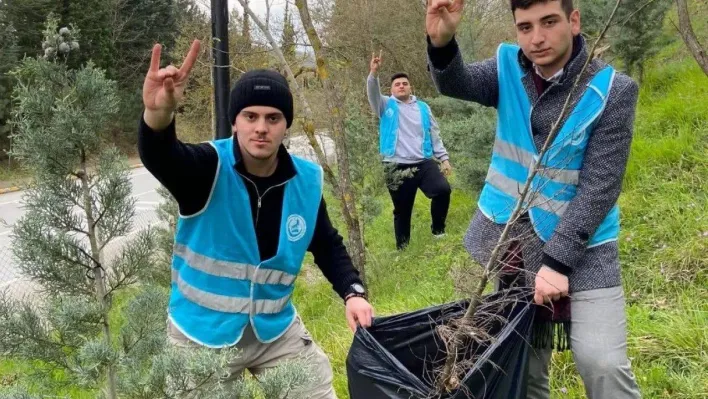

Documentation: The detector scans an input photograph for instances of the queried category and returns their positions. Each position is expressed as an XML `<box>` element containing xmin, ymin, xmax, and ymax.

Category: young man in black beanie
<box><xmin>138</xmin><ymin>40</ymin><xmax>372</xmax><ymax>397</ymax></box>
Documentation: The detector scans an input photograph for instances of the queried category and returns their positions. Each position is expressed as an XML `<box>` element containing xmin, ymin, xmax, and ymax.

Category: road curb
<box><xmin>0</xmin><ymin>186</ymin><xmax>21</xmax><ymax>194</ymax></box>
<box><xmin>0</xmin><ymin>163</ymin><xmax>144</xmax><ymax>196</ymax></box>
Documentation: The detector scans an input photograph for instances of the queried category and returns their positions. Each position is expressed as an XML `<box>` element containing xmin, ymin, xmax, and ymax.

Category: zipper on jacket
<box><xmin>236</xmin><ymin>171</ymin><xmax>295</xmax><ymax>323</ymax></box>
<box><xmin>238</xmin><ymin>173</ymin><xmax>293</xmax><ymax>227</ymax></box>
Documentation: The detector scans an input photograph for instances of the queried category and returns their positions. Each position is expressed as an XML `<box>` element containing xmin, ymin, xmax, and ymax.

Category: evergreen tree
<box><xmin>1</xmin><ymin>17</ymin><xmax>320</xmax><ymax>397</ymax></box>
<box><xmin>579</xmin><ymin>0</ymin><xmax>672</xmax><ymax>80</ymax></box>
<box><xmin>0</xmin><ymin>16</ymin><xmax>230</xmax><ymax>398</ymax></box>
<box><xmin>611</xmin><ymin>0</ymin><xmax>672</xmax><ymax>79</ymax></box>
<box><xmin>0</xmin><ymin>0</ymin><xmax>56</xmax><ymax>61</ymax></box>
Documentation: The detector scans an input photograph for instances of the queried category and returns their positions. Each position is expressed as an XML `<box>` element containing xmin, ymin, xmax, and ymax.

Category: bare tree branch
<box><xmin>295</xmin><ymin>0</ymin><xmax>368</xmax><ymax>281</ymax></box>
<box><xmin>265</xmin><ymin>0</ymin><xmax>273</xmax><ymax>27</ymax></box>
<box><xmin>615</xmin><ymin>0</ymin><xmax>659</xmax><ymax>28</ymax></box>
<box><xmin>294</xmin><ymin>65</ymin><xmax>317</xmax><ymax>78</ymax></box>
<box><xmin>674</xmin><ymin>0</ymin><xmax>708</xmax><ymax>76</ymax></box>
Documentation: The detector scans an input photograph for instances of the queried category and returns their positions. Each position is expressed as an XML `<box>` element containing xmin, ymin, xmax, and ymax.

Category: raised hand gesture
<box><xmin>426</xmin><ymin>0</ymin><xmax>464</xmax><ymax>48</ymax></box>
<box><xmin>142</xmin><ymin>40</ymin><xmax>200</xmax><ymax>130</ymax></box>
<box><xmin>370</xmin><ymin>50</ymin><xmax>383</xmax><ymax>76</ymax></box>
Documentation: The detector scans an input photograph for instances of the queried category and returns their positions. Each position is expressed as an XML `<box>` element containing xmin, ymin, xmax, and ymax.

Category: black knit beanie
<box><xmin>228</xmin><ymin>69</ymin><xmax>294</xmax><ymax>128</ymax></box>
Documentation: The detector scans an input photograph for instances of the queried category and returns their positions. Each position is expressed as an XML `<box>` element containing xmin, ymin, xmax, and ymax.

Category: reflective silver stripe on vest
<box><xmin>486</xmin><ymin>168</ymin><xmax>570</xmax><ymax>215</ymax></box>
<box><xmin>252</xmin><ymin>267</ymin><xmax>298</xmax><ymax>286</ymax></box>
<box><xmin>174</xmin><ymin>271</ymin><xmax>250</xmax><ymax>313</ymax></box>
<box><xmin>173</xmin><ymin>244</ymin><xmax>297</xmax><ymax>286</ymax></box>
<box><xmin>172</xmin><ymin>269</ymin><xmax>292</xmax><ymax>315</ymax></box>
<box><xmin>493</xmin><ymin>139</ymin><xmax>580</xmax><ymax>185</ymax></box>
<box><xmin>252</xmin><ymin>295</ymin><xmax>292</xmax><ymax>315</ymax></box>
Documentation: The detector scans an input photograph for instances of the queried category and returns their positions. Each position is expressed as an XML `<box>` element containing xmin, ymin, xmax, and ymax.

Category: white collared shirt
<box><xmin>534</xmin><ymin>64</ymin><xmax>564</xmax><ymax>83</ymax></box>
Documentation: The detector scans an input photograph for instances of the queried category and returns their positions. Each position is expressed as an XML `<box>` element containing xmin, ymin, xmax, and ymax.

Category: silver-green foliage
<box><xmin>425</xmin><ymin>96</ymin><xmax>496</xmax><ymax>192</ymax></box>
<box><xmin>0</xmin><ymin>15</ymin><xmax>157</xmax><ymax>397</ymax></box>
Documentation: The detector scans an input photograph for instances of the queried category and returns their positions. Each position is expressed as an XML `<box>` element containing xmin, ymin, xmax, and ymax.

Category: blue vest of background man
<box><xmin>379</xmin><ymin>97</ymin><xmax>434</xmax><ymax>158</ymax></box>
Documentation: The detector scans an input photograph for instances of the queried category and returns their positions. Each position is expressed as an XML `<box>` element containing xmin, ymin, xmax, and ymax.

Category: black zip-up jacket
<box><xmin>138</xmin><ymin>116</ymin><xmax>362</xmax><ymax>299</ymax></box>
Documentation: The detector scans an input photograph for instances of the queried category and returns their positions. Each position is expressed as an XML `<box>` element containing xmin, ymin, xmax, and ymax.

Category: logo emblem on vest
<box><xmin>286</xmin><ymin>214</ymin><xmax>306</xmax><ymax>242</ymax></box>
<box><xmin>385</xmin><ymin>108</ymin><xmax>394</xmax><ymax>118</ymax></box>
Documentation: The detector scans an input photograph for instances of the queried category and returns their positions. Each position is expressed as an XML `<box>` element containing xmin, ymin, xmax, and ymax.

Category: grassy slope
<box><xmin>296</xmin><ymin>55</ymin><xmax>708</xmax><ymax>398</ymax></box>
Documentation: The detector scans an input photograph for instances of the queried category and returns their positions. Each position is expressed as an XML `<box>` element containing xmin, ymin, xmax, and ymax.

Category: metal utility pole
<box><xmin>211</xmin><ymin>0</ymin><xmax>231</xmax><ymax>139</ymax></box>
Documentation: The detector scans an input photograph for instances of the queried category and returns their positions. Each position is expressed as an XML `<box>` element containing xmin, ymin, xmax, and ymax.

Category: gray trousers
<box><xmin>168</xmin><ymin>315</ymin><xmax>337</xmax><ymax>398</ymax></box>
<box><xmin>527</xmin><ymin>286</ymin><xmax>641</xmax><ymax>398</ymax></box>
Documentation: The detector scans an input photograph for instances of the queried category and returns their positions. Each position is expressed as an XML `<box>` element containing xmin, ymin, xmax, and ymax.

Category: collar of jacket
<box><xmin>231</xmin><ymin>138</ymin><xmax>297</xmax><ymax>183</ymax></box>
<box><xmin>517</xmin><ymin>34</ymin><xmax>588</xmax><ymax>86</ymax></box>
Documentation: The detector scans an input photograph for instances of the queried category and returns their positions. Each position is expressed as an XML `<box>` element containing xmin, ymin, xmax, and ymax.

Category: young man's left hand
<box><xmin>345</xmin><ymin>297</ymin><xmax>374</xmax><ymax>332</ymax></box>
<box><xmin>534</xmin><ymin>266</ymin><xmax>569</xmax><ymax>305</ymax></box>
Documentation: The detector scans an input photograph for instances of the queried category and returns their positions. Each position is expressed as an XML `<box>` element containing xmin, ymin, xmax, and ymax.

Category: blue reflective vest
<box><xmin>478</xmin><ymin>43</ymin><xmax>619</xmax><ymax>247</ymax></box>
<box><xmin>168</xmin><ymin>137</ymin><xmax>323</xmax><ymax>347</ymax></box>
<box><xmin>379</xmin><ymin>97</ymin><xmax>433</xmax><ymax>158</ymax></box>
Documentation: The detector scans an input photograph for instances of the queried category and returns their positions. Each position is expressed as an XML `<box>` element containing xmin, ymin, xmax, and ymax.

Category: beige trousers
<box><xmin>168</xmin><ymin>316</ymin><xmax>337</xmax><ymax>398</ymax></box>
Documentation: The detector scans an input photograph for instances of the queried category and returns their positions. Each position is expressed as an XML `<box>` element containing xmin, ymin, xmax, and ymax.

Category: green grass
<box><xmin>0</xmin><ymin>359</ymin><xmax>92</xmax><ymax>398</ymax></box>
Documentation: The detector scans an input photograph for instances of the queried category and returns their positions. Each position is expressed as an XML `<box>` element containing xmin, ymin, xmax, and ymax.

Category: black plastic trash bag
<box><xmin>346</xmin><ymin>289</ymin><xmax>535</xmax><ymax>398</ymax></box>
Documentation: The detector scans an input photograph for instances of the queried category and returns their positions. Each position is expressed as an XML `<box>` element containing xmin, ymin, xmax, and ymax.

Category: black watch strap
<box><xmin>344</xmin><ymin>283</ymin><xmax>367</xmax><ymax>302</ymax></box>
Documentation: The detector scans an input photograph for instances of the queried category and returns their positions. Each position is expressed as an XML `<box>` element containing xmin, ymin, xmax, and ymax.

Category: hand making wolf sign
<box><xmin>142</xmin><ymin>40</ymin><xmax>201</xmax><ymax>116</ymax></box>
<box><xmin>370</xmin><ymin>50</ymin><xmax>383</xmax><ymax>75</ymax></box>
<box><xmin>426</xmin><ymin>0</ymin><xmax>464</xmax><ymax>48</ymax></box>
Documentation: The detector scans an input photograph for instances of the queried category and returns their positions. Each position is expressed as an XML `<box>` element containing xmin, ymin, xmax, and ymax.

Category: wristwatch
<box><xmin>344</xmin><ymin>283</ymin><xmax>367</xmax><ymax>303</ymax></box>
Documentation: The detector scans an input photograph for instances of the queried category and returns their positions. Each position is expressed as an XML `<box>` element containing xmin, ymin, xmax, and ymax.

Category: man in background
<box><xmin>367</xmin><ymin>51</ymin><xmax>453</xmax><ymax>250</ymax></box>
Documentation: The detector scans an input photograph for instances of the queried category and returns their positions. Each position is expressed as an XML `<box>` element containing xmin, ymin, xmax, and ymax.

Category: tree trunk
<box><xmin>436</xmin><ymin>0</ymin><xmax>624</xmax><ymax>392</ymax></box>
<box><xmin>626</xmin><ymin>62</ymin><xmax>634</xmax><ymax>79</ymax></box>
<box><xmin>675</xmin><ymin>0</ymin><xmax>708</xmax><ymax>76</ymax></box>
<box><xmin>242</xmin><ymin>0</ymin><xmax>251</xmax><ymax>49</ymax></box>
<box><xmin>237</xmin><ymin>0</ymin><xmax>368</xmax><ymax>282</ymax></box>
<box><xmin>79</xmin><ymin>150</ymin><xmax>118</xmax><ymax>399</ymax></box>
<box><xmin>295</xmin><ymin>0</ymin><xmax>367</xmax><ymax>283</ymax></box>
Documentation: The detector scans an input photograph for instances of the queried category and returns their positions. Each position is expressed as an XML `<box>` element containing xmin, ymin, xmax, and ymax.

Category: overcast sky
<box><xmin>198</xmin><ymin>0</ymin><xmax>288</xmax><ymax>26</ymax></box>
<box><xmin>196</xmin><ymin>0</ymin><xmax>315</xmax><ymax>57</ymax></box>
<box><xmin>234</xmin><ymin>0</ymin><xmax>287</xmax><ymax>19</ymax></box>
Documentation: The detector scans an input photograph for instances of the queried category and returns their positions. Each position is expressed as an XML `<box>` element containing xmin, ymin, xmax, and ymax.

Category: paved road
<box><xmin>0</xmin><ymin>167</ymin><xmax>162</xmax><ymax>301</ymax></box>
<box><xmin>0</xmin><ymin>137</ymin><xmax>332</xmax><ymax>302</ymax></box>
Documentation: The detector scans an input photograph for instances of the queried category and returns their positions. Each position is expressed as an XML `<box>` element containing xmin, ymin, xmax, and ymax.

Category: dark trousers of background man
<box><xmin>386</xmin><ymin>159</ymin><xmax>452</xmax><ymax>250</ymax></box>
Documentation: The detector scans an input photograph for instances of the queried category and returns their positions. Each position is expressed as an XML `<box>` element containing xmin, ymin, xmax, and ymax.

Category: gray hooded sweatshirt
<box><xmin>367</xmin><ymin>74</ymin><xmax>449</xmax><ymax>164</ymax></box>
